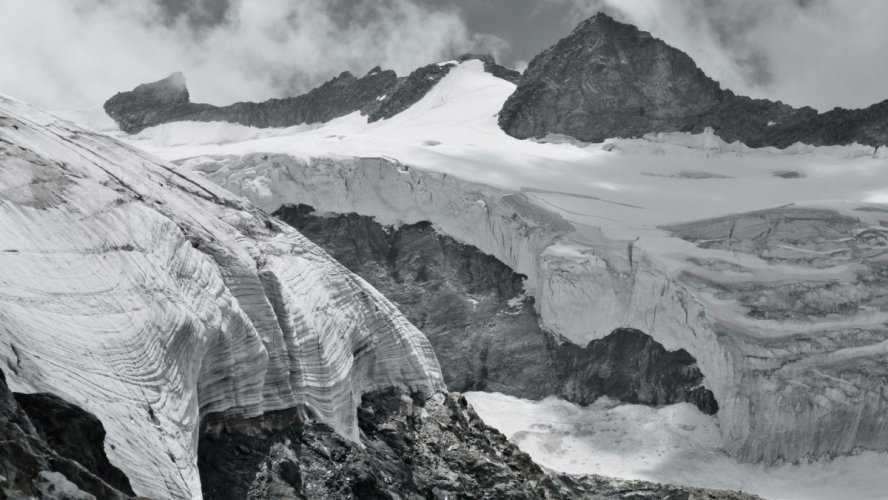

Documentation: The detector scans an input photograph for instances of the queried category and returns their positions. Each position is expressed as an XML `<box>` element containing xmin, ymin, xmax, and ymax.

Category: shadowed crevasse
<box><xmin>274</xmin><ymin>204</ymin><xmax>718</xmax><ymax>415</ymax></box>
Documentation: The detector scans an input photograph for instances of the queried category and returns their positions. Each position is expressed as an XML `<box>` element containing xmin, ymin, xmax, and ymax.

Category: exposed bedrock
<box><xmin>13</xmin><ymin>392</ymin><xmax>135</xmax><ymax>496</ymax></box>
<box><xmin>0</xmin><ymin>369</ymin><xmax>133</xmax><ymax>499</ymax></box>
<box><xmin>195</xmin><ymin>387</ymin><xmax>755</xmax><ymax>500</ymax></box>
<box><xmin>104</xmin><ymin>55</ymin><xmax>518</xmax><ymax>134</ymax></box>
<box><xmin>103</xmin><ymin>69</ymin><xmax>398</xmax><ymax>134</ymax></box>
<box><xmin>275</xmin><ymin>204</ymin><xmax>717</xmax><ymax>414</ymax></box>
<box><xmin>196</xmin><ymin>152</ymin><xmax>888</xmax><ymax>463</ymax></box>
<box><xmin>499</xmin><ymin>13</ymin><xmax>888</xmax><ymax>148</ymax></box>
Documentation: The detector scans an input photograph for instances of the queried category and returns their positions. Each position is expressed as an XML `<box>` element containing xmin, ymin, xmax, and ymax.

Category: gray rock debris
<box><xmin>200</xmin><ymin>387</ymin><xmax>758</xmax><ymax>499</ymax></box>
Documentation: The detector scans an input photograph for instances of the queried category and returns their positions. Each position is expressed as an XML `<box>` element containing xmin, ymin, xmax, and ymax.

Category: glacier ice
<box><xmin>0</xmin><ymin>97</ymin><xmax>443</xmax><ymax>499</ymax></box>
<box><xmin>188</xmin><ymin>151</ymin><xmax>888</xmax><ymax>464</ymax></box>
<box><xmin>79</xmin><ymin>60</ymin><xmax>888</xmax><ymax>465</ymax></box>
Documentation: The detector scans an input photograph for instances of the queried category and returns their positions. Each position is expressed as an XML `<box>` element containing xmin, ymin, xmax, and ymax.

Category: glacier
<box><xmin>0</xmin><ymin>95</ymin><xmax>443</xmax><ymax>499</ymax></box>
<box><xmin>114</xmin><ymin>59</ymin><xmax>888</xmax><ymax>468</ymax></box>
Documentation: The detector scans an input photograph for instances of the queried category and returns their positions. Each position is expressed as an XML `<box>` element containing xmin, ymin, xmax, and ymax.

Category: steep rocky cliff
<box><xmin>499</xmin><ymin>13</ymin><xmax>888</xmax><ymax>148</ymax></box>
<box><xmin>275</xmin><ymin>204</ymin><xmax>717</xmax><ymax>414</ymax></box>
<box><xmin>0</xmin><ymin>369</ymin><xmax>133</xmax><ymax>499</ymax></box>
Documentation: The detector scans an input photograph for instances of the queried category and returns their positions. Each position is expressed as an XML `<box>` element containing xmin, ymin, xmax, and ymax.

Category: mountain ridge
<box><xmin>104</xmin><ymin>54</ymin><xmax>519</xmax><ymax>134</ymax></box>
<box><xmin>104</xmin><ymin>12</ymin><xmax>888</xmax><ymax>148</ymax></box>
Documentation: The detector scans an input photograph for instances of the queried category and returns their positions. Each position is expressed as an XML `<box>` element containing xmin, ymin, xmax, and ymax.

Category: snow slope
<box><xmin>0</xmin><ymin>96</ymin><xmax>443</xmax><ymax>499</ymax></box>
<box><xmin>77</xmin><ymin>60</ymin><xmax>888</xmax><ymax>468</ymax></box>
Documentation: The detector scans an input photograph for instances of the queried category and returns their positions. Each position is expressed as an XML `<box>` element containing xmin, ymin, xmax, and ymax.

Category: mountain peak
<box><xmin>129</xmin><ymin>72</ymin><xmax>189</xmax><ymax>102</ymax></box>
<box><xmin>499</xmin><ymin>13</ymin><xmax>723</xmax><ymax>143</ymax></box>
<box><xmin>573</xmin><ymin>11</ymin><xmax>651</xmax><ymax>38</ymax></box>
<box><xmin>103</xmin><ymin>72</ymin><xmax>195</xmax><ymax>133</ymax></box>
<box><xmin>164</xmin><ymin>71</ymin><xmax>187</xmax><ymax>89</ymax></box>
<box><xmin>499</xmin><ymin>13</ymin><xmax>888</xmax><ymax>147</ymax></box>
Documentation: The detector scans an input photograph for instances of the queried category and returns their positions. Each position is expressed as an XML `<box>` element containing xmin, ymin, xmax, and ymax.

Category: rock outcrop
<box><xmin>275</xmin><ymin>204</ymin><xmax>718</xmax><ymax>414</ymax></box>
<box><xmin>104</xmin><ymin>55</ymin><xmax>518</xmax><ymax>133</ymax></box>
<box><xmin>367</xmin><ymin>54</ymin><xmax>520</xmax><ymax>122</ymax></box>
<box><xmin>104</xmin><ymin>68</ymin><xmax>400</xmax><ymax>133</ymax></box>
<box><xmin>499</xmin><ymin>13</ymin><xmax>888</xmax><ymax>148</ymax></box>
<box><xmin>13</xmin><ymin>392</ymin><xmax>135</xmax><ymax>496</ymax></box>
<box><xmin>0</xmin><ymin>369</ymin><xmax>133</xmax><ymax>499</ymax></box>
<box><xmin>0</xmin><ymin>96</ymin><xmax>442</xmax><ymax>498</ymax></box>
<box><xmin>197</xmin><ymin>386</ymin><xmax>755</xmax><ymax>499</ymax></box>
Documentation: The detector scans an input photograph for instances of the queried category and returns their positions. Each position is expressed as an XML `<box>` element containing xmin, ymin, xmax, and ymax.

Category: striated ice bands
<box><xmin>0</xmin><ymin>97</ymin><xmax>443</xmax><ymax>499</ymax></box>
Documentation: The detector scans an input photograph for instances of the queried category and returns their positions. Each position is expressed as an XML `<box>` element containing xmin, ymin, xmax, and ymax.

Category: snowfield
<box><xmin>46</xmin><ymin>59</ymin><xmax>888</xmax><ymax>497</ymax></box>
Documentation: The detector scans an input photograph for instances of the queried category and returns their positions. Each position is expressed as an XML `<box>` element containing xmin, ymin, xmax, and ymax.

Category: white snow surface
<box><xmin>0</xmin><ymin>97</ymin><xmax>443</xmax><ymax>499</ymax></box>
<box><xmin>465</xmin><ymin>392</ymin><xmax>888</xmax><ymax>500</ymax></box>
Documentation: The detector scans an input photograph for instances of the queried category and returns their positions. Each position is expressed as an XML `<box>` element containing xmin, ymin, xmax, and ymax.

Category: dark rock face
<box><xmin>556</xmin><ymin>328</ymin><xmax>718</xmax><ymax>413</ymax></box>
<box><xmin>367</xmin><ymin>54</ymin><xmax>521</xmax><ymax>122</ymax></box>
<box><xmin>105</xmin><ymin>68</ymin><xmax>400</xmax><ymax>134</ymax></box>
<box><xmin>0</xmin><ymin>369</ymin><xmax>133</xmax><ymax>499</ymax></box>
<box><xmin>274</xmin><ymin>204</ymin><xmax>717</xmax><ymax>415</ymax></box>
<box><xmin>105</xmin><ymin>55</ymin><xmax>518</xmax><ymax>134</ymax></box>
<box><xmin>102</xmin><ymin>72</ymin><xmax>208</xmax><ymax>134</ymax></box>
<box><xmin>198</xmin><ymin>387</ymin><xmax>757</xmax><ymax>499</ymax></box>
<box><xmin>499</xmin><ymin>13</ymin><xmax>888</xmax><ymax>148</ymax></box>
<box><xmin>13</xmin><ymin>393</ymin><xmax>134</xmax><ymax>495</ymax></box>
<box><xmin>198</xmin><ymin>407</ymin><xmax>306</xmax><ymax>500</ymax></box>
<box><xmin>465</xmin><ymin>53</ymin><xmax>523</xmax><ymax>85</ymax></box>
<box><xmin>366</xmin><ymin>62</ymin><xmax>456</xmax><ymax>122</ymax></box>
<box><xmin>274</xmin><ymin>204</ymin><xmax>557</xmax><ymax>399</ymax></box>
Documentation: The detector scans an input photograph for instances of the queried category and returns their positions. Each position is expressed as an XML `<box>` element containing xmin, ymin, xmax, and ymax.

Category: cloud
<box><xmin>0</xmin><ymin>0</ymin><xmax>507</xmax><ymax>110</ymax></box>
<box><xmin>544</xmin><ymin>0</ymin><xmax>888</xmax><ymax>110</ymax></box>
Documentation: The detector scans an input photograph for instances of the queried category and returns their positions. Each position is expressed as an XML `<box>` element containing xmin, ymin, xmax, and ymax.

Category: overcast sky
<box><xmin>1</xmin><ymin>0</ymin><xmax>887</xmax><ymax>111</ymax></box>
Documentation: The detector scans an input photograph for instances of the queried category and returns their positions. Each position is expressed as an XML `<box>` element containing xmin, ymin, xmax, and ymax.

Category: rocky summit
<box><xmin>499</xmin><ymin>13</ymin><xmax>888</xmax><ymax>148</ymax></box>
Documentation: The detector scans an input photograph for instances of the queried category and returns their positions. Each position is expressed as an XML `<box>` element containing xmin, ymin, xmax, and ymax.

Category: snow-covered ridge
<box><xmin>0</xmin><ymin>97</ymin><xmax>443</xmax><ymax>499</ymax></box>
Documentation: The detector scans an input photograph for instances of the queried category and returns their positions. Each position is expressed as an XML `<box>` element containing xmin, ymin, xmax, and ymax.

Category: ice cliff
<box><xmin>186</xmin><ymin>151</ymin><xmax>888</xmax><ymax>464</ymax></box>
<box><xmin>0</xmin><ymin>96</ymin><xmax>443</xmax><ymax>499</ymax></box>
